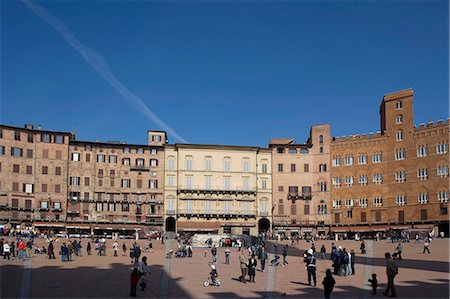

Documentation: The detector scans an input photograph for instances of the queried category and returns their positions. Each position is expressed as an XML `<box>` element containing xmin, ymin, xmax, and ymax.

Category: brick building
<box><xmin>330</xmin><ymin>89</ymin><xmax>449</xmax><ymax>237</ymax></box>
<box><xmin>269</xmin><ymin>125</ymin><xmax>331</xmax><ymax>238</ymax></box>
<box><xmin>0</xmin><ymin>124</ymin><xmax>74</xmax><ymax>231</ymax></box>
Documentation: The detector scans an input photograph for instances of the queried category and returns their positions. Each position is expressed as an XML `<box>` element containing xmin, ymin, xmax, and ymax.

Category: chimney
<box><xmin>37</xmin><ymin>124</ymin><xmax>42</xmax><ymax>130</ymax></box>
<box><xmin>24</xmin><ymin>124</ymin><xmax>34</xmax><ymax>130</ymax></box>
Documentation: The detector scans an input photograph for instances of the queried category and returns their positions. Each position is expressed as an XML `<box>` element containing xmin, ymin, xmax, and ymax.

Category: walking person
<box><xmin>350</xmin><ymin>249</ymin><xmax>356</xmax><ymax>275</ymax></box>
<box><xmin>211</xmin><ymin>245</ymin><xmax>217</xmax><ymax>263</ymax></box>
<box><xmin>322</xmin><ymin>269</ymin><xmax>335</xmax><ymax>299</ymax></box>
<box><xmin>360</xmin><ymin>240</ymin><xmax>366</xmax><ymax>254</ymax></box>
<box><xmin>282</xmin><ymin>244</ymin><xmax>289</xmax><ymax>266</ymax></box>
<box><xmin>395</xmin><ymin>243</ymin><xmax>403</xmax><ymax>260</ymax></box>
<box><xmin>224</xmin><ymin>247</ymin><xmax>230</xmax><ymax>264</ymax></box>
<box><xmin>10</xmin><ymin>241</ymin><xmax>16</xmax><ymax>258</ymax></box>
<box><xmin>259</xmin><ymin>247</ymin><xmax>268</xmax><ymax>272</ymax></box>
<box><xmin>113</xmin><ymin>241</ymin><xmax>119</xmax><ymax>257</ymax></box>
<box><xmin>368</xmin><ymin>273</ymin><xmax>378</xmax><ymax>294</ymax></box>
<box><xmin>383</xmin><ymin>252</ymin><xmax>398</xmax><ymax>297</ymax></box>
<box><xmin>48</xmin><ymin>241</ymin><xmax>55</xmax><ymax>259</ymax></box>
<box><xmin>130</xmin><ymin>268</ymin><xmax>139</xmax><ymax>297</ymax></box>
<box><xmin>248</xmin><ymin>254</ymin><xmax>257</xmax><ymax>283</ymax></box>
<box><xmin>304</xmin><ymin>249</ymin><xmax>317</xmax><ymax>286</ymax></box>
<box><xmin>423</xmin><ymin>239</ymin><xmax>430</xmax><ymax>254</ymax></box>
<box><xmin>273</xmin><ymin>240</ymin><xmax>278</xmax><ymax>254</ymax></box>
<box><xmin>3</xmin><ymin>241</ymin><xmax>11</xmax><ymax>260</ymax></box>
<box><xmin>122</xmin><ymin>242</ymin><xmax>127</xmax><ymax>256</ymax></box>
<box><xmin>320</xmin><ymin>244</ymin><xmax>326</xmax><ymax>260</ymax></box>
<box><xmin>76</xmin><ymin>241</ymin><xmax>82</xmax><ymax>257</ymax></box>
<box><xmin>87</xmin><ymin>242</ymin><xmax>92</xmax><ymax>255</ymax></box>
<box><xmin>239</xmin><ymin>250</ymin><xmax>249</xmax><ymax>283</ymax></box>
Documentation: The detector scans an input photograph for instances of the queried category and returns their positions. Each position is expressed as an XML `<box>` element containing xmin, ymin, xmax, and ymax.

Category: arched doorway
<box><xmin>165</xmin><ymin>217</ymin><xmax>176</xmax><ymax>232</ymax></box>
<box><xmin>258</xmin><ymin>218</ymin><xmax>270</xmax><ymax>233</ymax></box>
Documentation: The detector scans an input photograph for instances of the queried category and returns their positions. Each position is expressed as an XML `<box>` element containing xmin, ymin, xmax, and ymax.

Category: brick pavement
<box><xmin>0</xmin><ymin>237</ymin><xmax>448</xmax><ymax>298</ymax></box>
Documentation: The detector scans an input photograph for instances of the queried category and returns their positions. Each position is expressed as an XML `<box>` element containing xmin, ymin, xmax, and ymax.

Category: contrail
<box><xmin>22</xmin><ymin>0</ymin><xmax>188</xmax><ymax>144</ymax></box>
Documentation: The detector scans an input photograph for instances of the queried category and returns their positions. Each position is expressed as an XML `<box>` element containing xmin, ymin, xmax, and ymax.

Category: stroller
<box><xmin>166</xmin><ymin>249</ymin><xmax>173</xmax><ymax>258</ymax></box>
<box><xmin>270</xmin><ymin>255</ymin><xmax>280</xmax><ymax>266</ymax></box>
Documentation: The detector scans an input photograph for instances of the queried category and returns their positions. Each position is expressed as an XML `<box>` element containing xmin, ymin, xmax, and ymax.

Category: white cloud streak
<box><xmin>22</xmin><ymin>0</ymin><xmax>188</xmax><ymax>144</ymax></box>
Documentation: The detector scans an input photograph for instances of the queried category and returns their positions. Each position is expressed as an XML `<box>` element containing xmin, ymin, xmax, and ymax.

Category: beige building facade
<box><xmin>164</xmin><ymin>144</ymin><xmax>272</xmax><ymax>236</ymax></box>
<box><xmin>330</xmin><ymin>89</ymin><xmax>449</xmax><ymax>236</ymax></box>
<box><xmin>269</xmin><ymin>125</ymin><xmax>331</xmax><ymax>238</ymax></box>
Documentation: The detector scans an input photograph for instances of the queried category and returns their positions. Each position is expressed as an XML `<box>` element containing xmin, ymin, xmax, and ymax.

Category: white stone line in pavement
<box><xmin>361</xmin><ymin>240</ymin><xmax>374</xmax><ymax>299</ymax></box>
<box><xmin>160</xmin><ymin>239</ymin><xmax>172</xmax><ymax>299</ymax></box>
<box><xmin>265</xmin><ymin>253</ymin><xmax>277</xmax><ymax>298</ymax></box>
<box><xmin>18</xmin><ymin>257</ymin><xmax>32</xmax><ymax>299</ymax></box>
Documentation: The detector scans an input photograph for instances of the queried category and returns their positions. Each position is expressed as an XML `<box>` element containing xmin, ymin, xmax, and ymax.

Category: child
<box><xmin>130</xmin><ymin>268</ymin><xmax>139</xmax><ymax>297</ymax></box>
<box><xmin>322</xmin><ymin>269</ymin><xmax>336</xmax><ymax>299</ymax></box>
<box><xmin>139</xmin><ymin>274</ymin><xmax>149</xmax><ymax>291</ymax></box>
<box><xmin>368</xmin><ymin>273</ymin><xmax>378</xmax><ymax>294</ymax></box>
<box><xmin>210</xmin><ymin>264</ymin><xmax>218</xmax><ymax>284</ymax></box>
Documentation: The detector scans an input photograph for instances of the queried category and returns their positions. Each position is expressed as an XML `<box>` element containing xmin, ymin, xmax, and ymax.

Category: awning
<box><xmin>221</xmin><ymin>223</ymin><xmax>255</xmax><ymax>227</ymax></box>
<box><xmin>301</xmin><ymin>228</ymin><xmax>313</xmax><ymax>232</ymax></box>
<box><xmin>92</xmin><ymin>224</ymin><xmax>145</xmax><ymax>230</ymax></box>
<box><xmin>33</xmin><ymin>222</ymin><xmax>65</xmax><ymax>228</ymax></box>
<box><xmin>66</xmin><ymin>225</ymin><xmax>91</xmax><ymax>229</ymax></box>
<box><xmin>412</xmin><ymin>224</ymin><xmax>433</xmax><ymax>229</ymax></box>
<box><xmin>330</xmin><ymin>227</ymin><xmax>351</xmax><ymax>233</ymax></box>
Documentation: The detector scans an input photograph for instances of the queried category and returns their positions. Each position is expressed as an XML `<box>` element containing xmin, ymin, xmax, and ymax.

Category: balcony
<box><xmin>178</xmin><ymin>209</ymin><xmax>257</xmax><ymax>218</ymax></box>
<box><xmin>288</xmin><ymin>192</ymin><xmax>312</xmax><ymax>201</ymax></box>
<box><xmin>52</xmin><ymin>208</ymin><xmax>62</xmax><ymax>212</ymax></box>
<box><xmin>67</xmin><ymin>210</ymin><xmax>80</xmax><ymax>215</ymax></box>
<box><xmin>178</xmin><ymin>186</ymin><xmax>257</xmax><ymax>196</ymax></box>
<box><xmin>166</xmin><ymin>210</ymin><xmax>176</xmax><ymax>215</ymax></box>
<box><xmin>130</xmin><ymin>165</ymin><xmax>149</xmax><ymax>172</ymax></box>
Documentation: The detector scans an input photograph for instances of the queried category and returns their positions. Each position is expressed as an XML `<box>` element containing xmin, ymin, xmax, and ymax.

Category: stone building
<box><xmin>330</xmin><ymin>89</ymin><xmax>449</xmax><ymax>237</ymax></box>
<box><xmin>0</xmin><ymin>124</ymin><xmax>74</xmax><ymax>231</ymax></box>
<box><xmin>269</xmin><ymin>125</ymin><xmax>331</xmax><ymax>238</ymax></box>
<box><xmin>65</xmin><ymin>130</ymin><xmax>166</xmax><ymax>235</ymax></box>
<box><xmin>164</xmin><ymin>144</ymin><xmax>272</xmax><ymax>236</ymax></box>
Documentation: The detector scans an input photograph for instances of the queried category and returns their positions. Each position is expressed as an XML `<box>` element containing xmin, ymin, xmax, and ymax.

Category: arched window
<box><xmin>319</xmin><ymin>135</ymin><xmax>324</xmax><ymax>144</ymax></box>
<box><xmin>396</xmin><ymin>114</ymin><xmax>403</xmax><ymax>124</ymax></box>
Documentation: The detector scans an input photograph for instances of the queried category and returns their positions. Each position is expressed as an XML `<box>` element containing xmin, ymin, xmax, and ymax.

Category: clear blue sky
<box><xmin>1</xmin><ymin>0</ymin><xmax>448</xmax><ymax>146</ymax></box>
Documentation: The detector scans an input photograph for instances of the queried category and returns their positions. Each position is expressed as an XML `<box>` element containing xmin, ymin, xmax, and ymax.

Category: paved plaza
<box><xmin>1</xmin><ymin>237</ymin><xmax>449</xmax><ymax>298</ymax></box>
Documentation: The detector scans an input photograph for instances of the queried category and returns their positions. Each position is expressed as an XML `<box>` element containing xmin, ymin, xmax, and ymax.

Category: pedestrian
<box><xmin>304</xmin><ymin>249</ymin><xmax>317</xmax><ymax>286</ymax></box>
<box><xmin>76</xmin><ymin>241</ymin><xmax>82</xmax><ymax>257</ymax></box>
<box><xmin>122</xmin><ymin>242</ymin><xmax>127</xmax><ymax>256</ymax></box>
<box><xmin>248</xmin><ymin>254</ymin><xmax>257</xmax><ymax>283</ymax></box>
<box><xmin>3</xmin><ymin>241</ymin><xmax>10</xmax><ymax>260</ymax></box>
<box><xmin>133</xmin><ymin>244</ymin><xmax>141</xmax><ymax>264</ymax></box>
<box><xmin>350</xmin><ymin>249</ymin><xmax>356</xmax><ymax>275</ymax></box>
<box><xmin>415</xmin><ymin>234</ymin><xmax>420</xmax><ymax>243</ymax></box>
<box><xmin>17</xmin><ymin>239</ymin><xmax>26</xmax><ymax>260</ymax></box>
<box><xmin>60</xmin><ymin>243</ymin><xmax>69</xmax><ymax>262</ymax></box>
<box><xmin>87</xmin><ymin>242</ymin><xmax>92</xmax><ymax>255</ymax></box>
<box><xmin>423</xmin><ymin>240</ymin><xmax>430</xmax><ymax>254</ymax></box>
<box><xmin>273</xmin><ymin>241</ymin><xmax>278</xmax><ymax>254</ymax></box>
<box><xmin>360</xmin><ymin>240</ymin><xmax>366</xmax><ymax>254</ymax></box>
<box><xmin>113</xmin><ymin>241</ymin><xmax>119</xmax><ymax>257</ymax></box>
<box><xmin>322</xmin><ymin>269</ymin><xmax>335</xmax><ymax>299</ymax></box>
<box><xmin>282</xmin><ymin>244</ymin><xmax>289</xmax><ymax>266</ymax></box>
<box><xmin>259</xmin><ymin>247</ymin><xmax>268</xmax><ymax>272</ymax></box>
<box><xmin>10</xmin><ymin>241</ymin><xmax>16</xmax><ymax>258</ymax></box>
<box><xmin>320</xmin><ymin>244</ymin><xmax>326</xmax><ymax>260</ymax></box>
<box><xmin>211</xmin><ymin>245</ymin><xmax>217</xmax><ymax>263</ymax></box>
<box><xmin>139</xmin><ymin>273</ymin><xmax>149</xmax><ymax>292</ymax></box>
<box><xmin>130</xmin><ymin>268</ymin><xmax>139</xmax><ymax>297</ymax></box>
<box><xmin>368</xmin><ymin>273</ymin><xmax>378</xmax><ymax>294</ymax></box>
<box><xmin>331</xmin><ymin>246</ymin><xmax>339</xmax><ymax>275</ymax></box>
<box><xmin>239</xmin><ymin>250</ymin><xmax>249</xmax><ymax>283</ymax></box>
<box><xmin>48</xmin><ymin>241</ymin><xmax>55</xmax><ymax>259</ymax></box>
<box><xmin>138</xmin><ymin>256</ymin><xmax>149</xmax><ymax>276</ymax></box>
<box><xmin>225</xmin><ymin>247</ymin><xmax>230</xmax><ymax>264</ymax></box>
<box><xmin>383</xmin><ymin>252</ymin><xmax>398</xmax><ymax>297</ymax></box>
<box><xmin>395</xmin><ymin>243</ymin><xmax>403</xmax><ymax>260</ymax></box>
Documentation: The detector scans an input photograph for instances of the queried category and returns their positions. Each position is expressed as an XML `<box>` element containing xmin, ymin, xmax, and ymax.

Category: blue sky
<box><xmin>1</xmin><ymin>0</ymin><xmax>448</xmax><ymax>146</ymax></box>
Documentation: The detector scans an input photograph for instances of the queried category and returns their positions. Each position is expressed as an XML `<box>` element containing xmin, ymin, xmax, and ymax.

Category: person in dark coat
<box><xmin>320</xmin><ymin>244</ymin><xmax>326</xmax><ymax>260</ymax></box>
<box><xmin>48</xmin><ymin>241</ymin><xmax>55</xmax><ymax>259</ymax></box>
<box><xmin>282</xmin><ymin>244</ymin><xmax>289</xmax><ymax>266</ymax></box>
<box><xmin>87</xmin><ymin>242</ymin><xmax>92</xmax><ymax>255</ymax></box>
<box><xmin>322</xmin><ymin>269</ymin><xmax>336</xmax><ymax>299</ymax></box>
<box><xmin>360</xmin><ymin>241</ymin><xmax>366</xmax><ymax>254</ymax></box>
<box><xmin>350</xmin><ymin>249</ymin><xmax>356</xmax><ymax>275</ymax></box>
<box><xmin>248</xmin><ymin>254</ymin><xmax>257</xmax><ymax>283</ymax></box>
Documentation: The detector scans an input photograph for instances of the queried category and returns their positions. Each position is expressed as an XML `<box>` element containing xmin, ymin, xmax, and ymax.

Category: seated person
<box><xmin>209</xmin><ymin>265</ymin><xmax>218</xmax><ymax>283</ymax></box>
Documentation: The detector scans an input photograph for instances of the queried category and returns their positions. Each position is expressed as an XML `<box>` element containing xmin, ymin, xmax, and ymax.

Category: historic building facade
<box><xmin>64</xmin><ymin>130</ymin><xmax>166</xmax><ymax>235</ymax></box>
<box><xmin>164</xmin><ymin>144</ymin><xmax>272</xmax><ymax>236</ymax></box>
<box><xmin>269</xmin><ymin>125</ymin><xmax>331</xmax><ymax>238</ymax></box>
<box><xmin>0</xmin><ymin>124</ymin><xmax>74</xmax><ymax>230</ymax></box>
<box><xmin>330</xmin><ymin>89</ymin><xmax>449</xmax><ymax>236</ymax></box>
